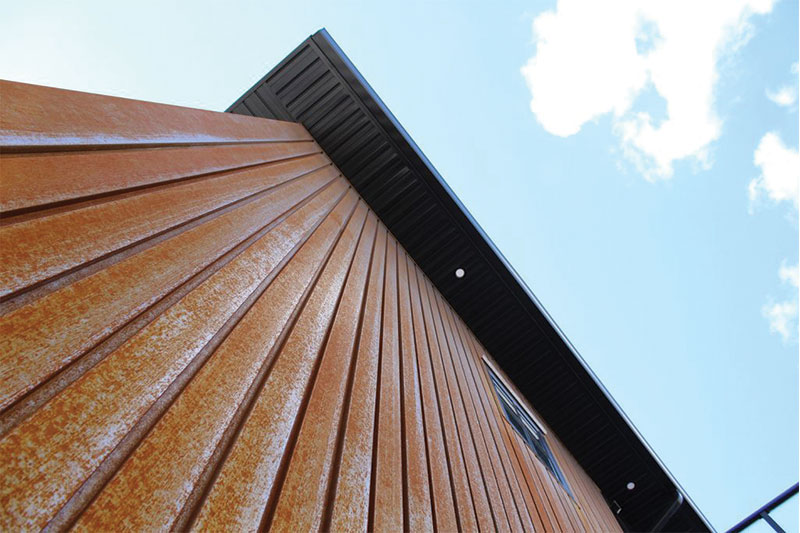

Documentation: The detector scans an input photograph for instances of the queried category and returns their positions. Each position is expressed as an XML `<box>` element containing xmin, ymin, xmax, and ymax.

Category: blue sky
<box><xmin>1</xmin><ymin>1</ymin><xmax>797</xmax><ymax>530</ymax></box>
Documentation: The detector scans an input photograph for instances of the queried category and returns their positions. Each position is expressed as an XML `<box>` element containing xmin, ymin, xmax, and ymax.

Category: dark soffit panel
<box><xmin>227</xmin><ymin>28</ymin><xmax>713</xmax><ymax>533</ymax></box>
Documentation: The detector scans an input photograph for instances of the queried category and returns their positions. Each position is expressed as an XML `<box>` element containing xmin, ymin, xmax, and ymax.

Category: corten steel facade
<box><xmin>0</xmin><ymin>31</ymin><xmax>711</xmax><ymax>532</ymax></box>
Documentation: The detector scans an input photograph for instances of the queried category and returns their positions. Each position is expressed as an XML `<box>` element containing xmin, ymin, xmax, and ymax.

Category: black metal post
<box><xmin>726</xmin><ymin>483</ymin><xmax>798</xmax><ymax>533</ymax></box>
<box><xmin>759</xmin><ymin>511</ymin><xmax>786</xmax><ymax>533</ymax></box>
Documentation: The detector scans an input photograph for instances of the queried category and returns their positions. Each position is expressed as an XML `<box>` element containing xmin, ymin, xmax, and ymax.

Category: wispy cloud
<box><xmin>763</xmin><ymin>300</ymin><xmax>798</xmax><ymax>342</ymax></box>
<box><xmin>766</xmin><ymin>86</ymin><xmax>798</xmax><ymax>107</ymax></box>
<box><xmin>765</xmin><ymin>63</ymin><xmax>799</xmax><ymax>108</ymax></box>
<box><xmin>520</xmin><ymin>0</ymin><xmax>774</xmax><ymax>180</ymax></box>
<box><xmin>749</xmin><ymin>133</ymin><xmax>799</xmax><ymax>340</ymax></box>
<box><xmin>748</xmin><ymin>132</ymin><xmax>799</xmax><ymax>211</ymax></box>
<box><xmin>763</xmin><ymin>261</ymin><xmax>799</xmax><ymax>342</ymax></box>
<box><xmin>779</xmin><ymin>262</ymin><xmax>800</xmax><ymax>287</ymax></box>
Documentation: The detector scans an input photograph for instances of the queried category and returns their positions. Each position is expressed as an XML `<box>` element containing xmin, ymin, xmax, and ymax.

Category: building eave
<box><xmin>227</xmin><ymin>28</ymin><xmax>713</xmax><ymax>532</ymax></box>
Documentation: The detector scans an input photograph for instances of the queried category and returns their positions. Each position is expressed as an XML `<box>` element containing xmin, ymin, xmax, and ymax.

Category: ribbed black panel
<box><xmin>227</xmin><ymin>29</ymin><xmax>711</xmax><ymax>533</ymax></box>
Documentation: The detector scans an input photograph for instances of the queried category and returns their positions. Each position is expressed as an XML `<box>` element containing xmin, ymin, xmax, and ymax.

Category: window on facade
<box><xmin>484</xmin><ymin>361</ymin><xmax>574</xmax><ymax>498</ymax></box>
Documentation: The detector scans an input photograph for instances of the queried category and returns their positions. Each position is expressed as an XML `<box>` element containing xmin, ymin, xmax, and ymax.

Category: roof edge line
<box><xmin>310</xmin><ymin>27</ymin><xmax>712</xmax><ymax>531</ymax></box>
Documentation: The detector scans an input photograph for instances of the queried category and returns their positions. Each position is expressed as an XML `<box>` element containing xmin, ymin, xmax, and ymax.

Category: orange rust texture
<box><xmin>396</xmin><ymin>245</ymin><xmax>433</xmax><ymax>532</ymax></box>
<box><xmin>0</xmin><ymin>82</ymin><xmax>622</xmax><ymax>532</ymax></box>
<box><xmin>0</xmin><ymin>80</ymin><xmax>310</xmax><ymax>149</ymax></box>
<box><xmin>1</xmin><ymin>142</ymin><xmax>321</xmax><ymax>214</ymax></box>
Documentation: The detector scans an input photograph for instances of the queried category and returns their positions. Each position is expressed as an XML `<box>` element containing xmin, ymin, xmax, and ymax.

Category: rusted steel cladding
<box><xmin>0</xmin><ymin>82</ymin><xmax>621</xmax><ymax>532</ymax></box>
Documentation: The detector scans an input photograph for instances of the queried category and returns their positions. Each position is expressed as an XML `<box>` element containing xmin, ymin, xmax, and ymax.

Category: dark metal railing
<box><xmin>726</xmin><ymin>482</ymin><xmax>799</xmax><ymax>533</ymax></box>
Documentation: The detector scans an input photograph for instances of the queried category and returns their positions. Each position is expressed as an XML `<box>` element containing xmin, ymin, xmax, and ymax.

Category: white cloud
<box><xmin>763</xmin><ymin>300</ymin><xmax>798</xmax><ymax>341</ymax></box>
<box><xmin>751</xmin><ymin>138</ymin><xmax>799</xmax><ymax>340</ymax></box>
<box><xmin>520</xmin><ymin>1</ymin><xmax>647</xmax><ymax>137</ymax></box>
<box><xmin>779</xmin><ymin>262</ymin><xmax>800</xmax><ymax>288</ymax></box>
<box><xmin>766</xmin><ymin>85</ymin><xmax>798</xmax><ymax>107</ymax></box>
<box><xmin>748</xmin><ymin>132</ymin><xmax>799</xmax><ymax>210</ymax></box>
<box><xmin>763</xmin><ymin>262</ymin><xmax>799</xmax><ymax>342</ymax></box>
<box><xmin>521</xmin><ymin>0</ymin><xmax>774</xmax><ymax>179</ymax></box>
<box><xmin>765</xmin><ymin>64</ymin><xmax>799</xmax><ymax>108</ymax></box>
